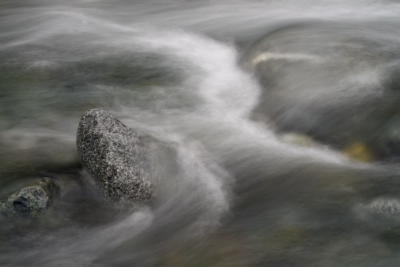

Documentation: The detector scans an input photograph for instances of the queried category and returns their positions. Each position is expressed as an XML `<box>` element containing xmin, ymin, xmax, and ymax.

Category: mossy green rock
<box><xmin>0</xmin><ymin>178</ymin><xmax>59</xmax><ymax>218</ymax></box>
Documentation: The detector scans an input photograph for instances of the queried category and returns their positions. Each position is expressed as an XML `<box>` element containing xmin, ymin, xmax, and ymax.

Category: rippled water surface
<box><xmin>2</xmin><ymin>0</ymin><xmax>400</xmax><ymax>266</ymax></box>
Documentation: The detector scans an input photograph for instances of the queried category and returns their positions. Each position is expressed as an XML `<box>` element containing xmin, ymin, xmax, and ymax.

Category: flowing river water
<box><xmin>2</xmin><ymin>0</ymin><xmax>400</xmax><ymax>266</ymax></box>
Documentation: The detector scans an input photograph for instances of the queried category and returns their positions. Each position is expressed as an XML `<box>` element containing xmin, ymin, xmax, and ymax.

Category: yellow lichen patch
<box><xmin>343</xmin><ymin>142</ymin><xmax>374</xmax><ymax>162</ymax></box>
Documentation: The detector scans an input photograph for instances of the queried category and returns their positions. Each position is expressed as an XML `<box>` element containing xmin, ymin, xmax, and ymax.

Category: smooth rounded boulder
<box><xmin>243</xmin><ymin>22</ymin><xmax>400</xmax><ymax>160</ymax></box>
<box><xmin>76</xmin><ymin>109</ymin><xmax>153</xmax><ymax>202</ymax></box>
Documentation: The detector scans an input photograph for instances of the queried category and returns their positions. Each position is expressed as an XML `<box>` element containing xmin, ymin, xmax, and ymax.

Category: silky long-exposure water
<box><xmin>2</xmin><ymin>0</ymin><xmax>400</xmax><ymax>266</ymax></box>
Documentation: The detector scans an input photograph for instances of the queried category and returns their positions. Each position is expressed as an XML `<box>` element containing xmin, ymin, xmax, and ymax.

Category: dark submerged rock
<box><xmin>76</xmin><ymin>109</ymin><xmax>153</xmax><ymax>202</ymax></box>
<box><xmin>243</xmin><ymin>22</ymin><xmax>400</xmax><ymax>161</ymax></box>
<box><xmin>0</xmin><ymin>178</ymin><xmax>59</xmax><ymax>218</ymax></box>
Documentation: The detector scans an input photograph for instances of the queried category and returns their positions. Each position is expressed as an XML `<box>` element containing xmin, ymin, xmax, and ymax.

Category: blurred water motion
<box><xmin>2</xmin><ymin>0</ymin><xmax>400</xmax><ymax>266</ymax></box>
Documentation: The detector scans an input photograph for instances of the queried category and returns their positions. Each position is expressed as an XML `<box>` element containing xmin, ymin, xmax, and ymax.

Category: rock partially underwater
<box><xmin>77</xmin><ymin>109</ymin><xmax>153</xmax><ymax>202</ymax></box>
<box><xmin>355</xmin><ymin>198</ymin><xmax>400</xmax><ymax>231</ymax></box>
<box><xmin>243</xmin><ymin>22</ymin><xmax>400</xmax><ymax>161</ymax></box>
<box><xmin>0</xmin><ymin>178</ymin><xmax>59</xmax><ymax>218</ymax></box>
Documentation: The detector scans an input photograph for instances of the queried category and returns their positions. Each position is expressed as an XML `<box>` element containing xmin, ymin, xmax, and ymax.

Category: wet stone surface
<box><xmin>0</xmin><ymin>178</ymin><xmax>59</xmax><ymax>218</ymax></box>
<box><xmin>76</xmin><ymin>109</ymin><xmax>153</xmax><ymax>202</ymax></box>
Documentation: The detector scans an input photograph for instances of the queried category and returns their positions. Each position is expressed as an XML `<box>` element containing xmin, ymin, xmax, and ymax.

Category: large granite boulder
<box><xmin>0</xmin><ymin>178</ymin><xmax>59</xmax><ymax>218</ymax></box>
<box><xmin>76</xmin><ymin>109</ymin><xmax>153</xmax><ymax>202</ymax></box>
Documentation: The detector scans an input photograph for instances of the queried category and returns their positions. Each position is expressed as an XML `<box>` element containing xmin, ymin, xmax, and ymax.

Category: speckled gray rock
<box><xmin>77</xmin><ymin>109</ymin><xmax>153</xmax><ymax>202</ymax></box>
<box><xmin>0</xmin><ymin>178</ymin><xmax>59</xmax><ymax>217</ymax></box>
<box><xmin>355</xmin><ymin>197</ymin><xmax>400</xmax><ymax>230</ymax></box>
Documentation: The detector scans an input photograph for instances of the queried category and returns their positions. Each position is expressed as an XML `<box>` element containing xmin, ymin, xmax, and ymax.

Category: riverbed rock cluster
<box><xmin>0</xmin><ymin>108</ymin><xmax>155</xmax><ymax>219</ymax></box>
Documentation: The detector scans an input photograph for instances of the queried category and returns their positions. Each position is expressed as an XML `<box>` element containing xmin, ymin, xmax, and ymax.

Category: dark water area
<box><xmin>2</xmin><ymin>0</ymin><xmax>400</xmax><ymax>266</ymax></box>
